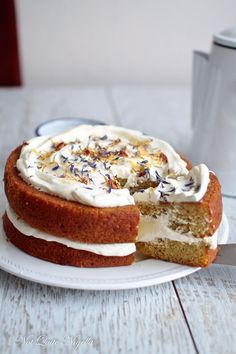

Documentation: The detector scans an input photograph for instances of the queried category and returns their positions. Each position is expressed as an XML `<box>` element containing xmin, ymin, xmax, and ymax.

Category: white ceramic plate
<box><xmin>0</xmin><ymin>214</ymin><xmax>229</xmax><ymax>290</ymax></box>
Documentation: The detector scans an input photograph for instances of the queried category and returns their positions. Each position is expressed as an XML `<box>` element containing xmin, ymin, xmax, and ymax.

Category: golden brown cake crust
<box><xmin>197</xmin><ymin>172</ymin><xmax>223</xmax><ymax>235</ymax></box>
<box><xmin>4</xmin><ymin>146</ymin><xmax>140</xmax><ymax>243</ymax></box>
<box><xmin>137</xmin><ymin>240</ymin><xmax>218</xmax><ymax>267</ymax></box>
<box><xmin>3</xmin><ymin>213</ymin><xmax>135</xmax><ymax>268</ymax></box>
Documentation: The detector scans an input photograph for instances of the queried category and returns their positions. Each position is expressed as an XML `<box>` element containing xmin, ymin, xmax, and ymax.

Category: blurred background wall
<box><xmin>16</xmin><ymin>0</ymin><xmax>236</xmax><ymax>86</ymax></box>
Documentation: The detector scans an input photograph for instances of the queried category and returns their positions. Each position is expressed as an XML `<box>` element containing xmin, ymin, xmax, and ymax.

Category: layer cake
<box><xmin>3</xmin><ymin>125</ymin><xmax>222</xmax><ymax>267</ymax></box>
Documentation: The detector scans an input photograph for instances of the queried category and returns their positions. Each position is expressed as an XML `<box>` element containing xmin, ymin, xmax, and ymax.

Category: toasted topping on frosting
<box><xmin>16</xmin><ymin>125</ymin><xmax>210</xmax><ymax>207</ymax></box>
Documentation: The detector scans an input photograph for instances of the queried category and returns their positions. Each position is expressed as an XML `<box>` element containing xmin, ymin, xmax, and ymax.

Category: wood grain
<box><xmin>174</xmin><ymin>266</ymin><xmax>236</xmax><ymax>354</ymax></box>
<box><xmin>0</xmin><ymin>277</ymin><xmax>197</xmax><ymax>354</ymax></box>
<box><xmin>0</xmin><ymin>86</ymin><xmax>235</xmax><ymax>354</ymax></box>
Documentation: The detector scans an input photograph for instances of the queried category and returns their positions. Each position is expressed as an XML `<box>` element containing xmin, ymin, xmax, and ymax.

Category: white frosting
<box><xmin>16</xmin><ymin>124</ymin><xmax>210</xmax><ymax>207</ymax></box>
<box><xmin>137</xmin><ymin>215</ymin><xmax>218</xmax><ymax>249</ymax></box>
<box><xmin>6</xmin><ymin>206</ymin><xmax>136</xmax><ymax>257</ymax></box>
<box><xmin>133</xmin><ymin>164</ymin><xmax>210</xmax><ymax>203</ymax></box>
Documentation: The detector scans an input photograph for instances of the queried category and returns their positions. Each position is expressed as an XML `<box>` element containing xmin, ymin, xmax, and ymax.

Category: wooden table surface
<box><xmin>0</xmin><ymin>86</ymin><xmax>235</xmax><ymax>354</ymax></box>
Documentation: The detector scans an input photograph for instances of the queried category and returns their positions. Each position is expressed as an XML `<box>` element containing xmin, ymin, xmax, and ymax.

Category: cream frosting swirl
<box><xmin>16</xmin><ymin>125</ymin><xmax>210</xmax><ymax>207</ymax></box>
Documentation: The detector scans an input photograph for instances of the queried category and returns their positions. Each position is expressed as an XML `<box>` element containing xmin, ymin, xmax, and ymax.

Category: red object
<box><xmin>0</xmin><ymin>0</ymin><xmax>21</xmax><ymax>86</ymax></box>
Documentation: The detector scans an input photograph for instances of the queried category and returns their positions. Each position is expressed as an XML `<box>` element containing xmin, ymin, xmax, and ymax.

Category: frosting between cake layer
<box><xmin>137</xmin><ymin>215</ymin><xmax>218</xmax><ymax>249</ymax></box>
<box><xmin>6</xmin><ymin>206</ymin><xmax>136</xmax><ymax>257</ymax></box>
<box><xmin>16</xmin><ymin>125</ymin><xmax>210</xmax><ymax>207</ymax></box>
<box><xmin>6</xmin><ymin>206</ymin><xmax>217</xmax><ymax>255</ymax></box>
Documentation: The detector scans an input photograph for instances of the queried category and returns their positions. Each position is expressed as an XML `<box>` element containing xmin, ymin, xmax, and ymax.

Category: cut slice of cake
<box><xmin>3</xmin><ymin>124</ymin><xmax>222</xmax><ymax>267</ymax></box>
<box><xmin>135</xmin><ymin>171</ymin><xmax>222</xmax><ymax>267</ymax></box>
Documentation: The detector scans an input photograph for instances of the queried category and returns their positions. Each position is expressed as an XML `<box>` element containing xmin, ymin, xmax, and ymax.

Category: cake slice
<box><xmin>135</xmin><ymin>171</ymin><xmax>222</xmax><ymax>267</ymax></box>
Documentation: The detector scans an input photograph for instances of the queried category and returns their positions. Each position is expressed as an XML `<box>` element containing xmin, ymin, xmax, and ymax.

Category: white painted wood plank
<box><xmin>0</xmin><ymin>87</ymin><xmax>196</xmax><ymax>354</ymax></box>
<box><xmin>174</xmin><ymin>265</ymin><xmax>236</xmax><ymax>354</ymax></box>
<box><xmin>0</xmin><ymin>277</ymin><xmax>196</xmax><ymax>354</ymax></box>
